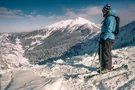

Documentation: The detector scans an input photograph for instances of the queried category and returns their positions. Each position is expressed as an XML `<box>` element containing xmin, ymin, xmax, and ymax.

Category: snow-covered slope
<box><xmin>1</xmin><ymin>46</ymin><xmax>135</xmax><ymax>90</ymax></box>
<box><xmin>0</xmin><ymin>34</ymin><xmax>29</xmax><ymax>70</ymax></box>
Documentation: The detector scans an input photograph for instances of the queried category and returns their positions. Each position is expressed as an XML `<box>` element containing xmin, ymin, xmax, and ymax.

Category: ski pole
<box><xmin>0</xmin><ymin>74</ymin><xmax>2</xmax><ymax>90</ymax></box>
<box><xmin>99</xmin><ymin>43</ymin><xmax>102</xmax><ymax>80</ymax></box>
<box><xmin>90</xmin><ymin>50</ymin><xmax>98</xmax><ymax>67</ymax></box>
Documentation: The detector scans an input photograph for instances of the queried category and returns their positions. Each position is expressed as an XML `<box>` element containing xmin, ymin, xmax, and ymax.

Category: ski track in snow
<box><xmin>4</xmin><ymin>71</ymin><xmax>13</xmax><ymax>90</ymax></box>
<box><xmin>1</xmin><ymin>46</ymin><xmax>135</xmax><ymax>90</ymax></box>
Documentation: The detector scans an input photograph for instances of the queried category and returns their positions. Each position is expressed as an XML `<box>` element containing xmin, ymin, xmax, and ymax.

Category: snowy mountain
<box><xmin>45</xmin><ymin>17</ymin><xmax>100</xmax><ymax>33</ymax></box>
<box><xmin>20</xmin><ymin>17</ymin><xmax>100</xmax><ymax>64</ymax></box>
<box><xmin>22</xmin><ymin>17</ymin><xmax>100</xmax><ymax>41</ymax></box>
<box><xmin>114</xmin><ymin>21</ymin><xmax>135</xmax><ymax>49</ymax></box>
<box><xmin>0</xmin><ymin>34</ymin><xmax>29</xmax><ymax>70</ymax></box>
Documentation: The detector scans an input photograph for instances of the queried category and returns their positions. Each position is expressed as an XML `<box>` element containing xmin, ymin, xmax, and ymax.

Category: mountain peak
<box><xmin>76</xmin><ymin>17</ymin><xmax>85</xmax><ymax>20</ymax></box>
<box><xmin>72</xmin><ymin>17</ymin><xmax>95</xmax><ymax>26</ymax></box>
<box><xmin>75</xmin><ymin>17</ymin><xmax>93</xmax><ymax>24</ymax></box>
<box><xmin>44</xmin><ymin>17</ymin><xmax>100</xmax><ymax>32</ymax></box>
<box><xmin>75</xmin><ymin>17</ymin><xmax>89</xmax><ymax>21</ymax></box>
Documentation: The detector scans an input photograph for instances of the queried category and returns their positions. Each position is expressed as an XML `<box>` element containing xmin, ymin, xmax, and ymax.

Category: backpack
<box><xmin>104</xmin><ymin>15</ymin><xmax>120</xmax><ymax>35</ymax></box>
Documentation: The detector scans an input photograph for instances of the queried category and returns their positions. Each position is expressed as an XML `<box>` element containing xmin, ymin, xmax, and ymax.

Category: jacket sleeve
<box><xmin>102</xmin><ymin>16</ymin><xmax>115</xmax><ymax>40</ymax></box>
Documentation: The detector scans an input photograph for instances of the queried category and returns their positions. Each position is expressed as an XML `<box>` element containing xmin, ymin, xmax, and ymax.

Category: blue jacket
<box><xmin>101</xmin><ymin>9</ymin><xmax>116</xmax><ymax>40</ymax></box>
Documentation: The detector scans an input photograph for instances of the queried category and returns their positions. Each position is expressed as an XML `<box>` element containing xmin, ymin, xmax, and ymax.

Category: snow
<box><xmin>42</xmin><ymin>78</ymin><xmax>63</xmax><ymax>90</ymax></box>
<box><xmin>31</xmin><ymin>40</ymin><xmax>41</xmax><ymax>46</ymax></box>
<box><xmin>46</xmin><ymin>19</ymin><xmax>73</xmax><ymax>31</ymax></box>
<box><xmin>67</xmin><ymin>17</ymin><xmax>98</xmax><ymax>32</ymax></box>
<box><xmin>25</xmin><ymin>34</ymin><xmax>43</xmax><ymax>39</ymax></box>
<box><xmin>45</xmin><ymin>17</ymin><xmax>99</xmax><ymax>31</ymax></box>
<box><xmin>76</xmin><ymin>54</ymin><xmax>97</xmax><ymax>67</ymax></box>
<box><xmin>25</xmin><ymin>17</ymin><xmax>100</xmax><ymax>41</ymax></box>
<box><xmin>54</xmin><ymin>59</ymin><xmax>65</xmax><ymax>64</ymax></box>
<box><xmin>45</xmin><ymin>17</ymin><xmax>93</xmax><ymax>34</ymax></box>
<box><xmin>0</xmin><ymin>35</ymin><xmax>29</xmax><ymax>70</ymax></box>
<box><xmin>1</xmin><ymin>46</ymin><xmax>135</xmax><ymax>90</ymax></box>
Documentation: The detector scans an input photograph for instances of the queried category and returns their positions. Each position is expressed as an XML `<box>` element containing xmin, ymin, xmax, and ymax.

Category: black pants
<box><xmin>98</xmin><ymin>38</ymin><xmax>114</xmax><ymax>70</ymax></box>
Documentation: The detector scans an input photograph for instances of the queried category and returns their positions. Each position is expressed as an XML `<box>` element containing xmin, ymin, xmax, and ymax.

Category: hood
<box><xmin>108</xmin><ymin>9</ymin><xmax>116</xmax><ymax>16</ymax></box>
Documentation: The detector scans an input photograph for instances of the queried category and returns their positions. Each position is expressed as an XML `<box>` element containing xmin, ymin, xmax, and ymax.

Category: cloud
<box><xmin>117</xmin><ymin>5</ymin><xmax>135</xmax><ymax>26</ymax></box>
<box><xmin>56</xmin><ymin>5</ymin><xmax>135</xmax><ymax>25</ymax></box>
<box><xmin>50</xmin><ymin>6</ymin><xmax>102</xmax><ymax>21</ymax></box>
<box><xmin>0</xmin><ymin>7</ymin><xmax>46</xmax><ymax>20</ymax></box>
<box><xmin>25</xmin><ymin>14</ymin><xmax>47</xmax><ymax>20</ymax></box>
<box><xmin>0</xmin><ymin>7</ymin><xmax>23</xmax><ymax>18</ymax></box>
<box><xmin>31</xmin><ymin>11</ymin><xmax>36</xmax><ymax>15</ymax></box>
<box><xmin>78</xmin><ymin>6</ymin><xmax>102</xmax><ymax>15</ymax></box>
<box><xmin>34</xmin><ymin>15</ymin><xmax>47</xmax><ymax>20</ymax></box>
<box><xmin>2</xmin><ymin>5</ymin><xmax>135</xmax><ymax>26</ymax></box>
<box><xmin>26</xmin><ymin>5</ymin><xmax>135</xmax><ymax>25</ymax></box>
<box><xmin>0</xmin><ymin>6</ymin><xmax>102</xmax><ymax>21</ymax></box>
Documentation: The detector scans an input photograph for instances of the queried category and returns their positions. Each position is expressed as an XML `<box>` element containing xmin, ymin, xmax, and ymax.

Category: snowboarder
<box><xmin>98</xmin><ymin>4</ymin><xmax>116</xmax><ymax>73</ymax></box>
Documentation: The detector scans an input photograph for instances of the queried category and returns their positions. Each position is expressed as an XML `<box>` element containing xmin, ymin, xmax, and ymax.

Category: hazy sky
<box><xmin>0</xmin><ymin>0</ymin><xmax>135</xmax><ymax>32</ymax></box>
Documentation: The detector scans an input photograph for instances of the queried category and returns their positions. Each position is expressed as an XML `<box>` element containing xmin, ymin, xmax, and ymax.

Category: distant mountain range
<box><xmin>0</xmin><ymin>17</ymin><xmax>135</xmax><ymax>66</ymax></box>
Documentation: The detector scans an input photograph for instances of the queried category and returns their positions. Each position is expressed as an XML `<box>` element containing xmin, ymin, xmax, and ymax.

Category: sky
<box><xmin>0</xmin><ymin>0</ymin><xmax>135</xmax><ymax>32</ymax></box>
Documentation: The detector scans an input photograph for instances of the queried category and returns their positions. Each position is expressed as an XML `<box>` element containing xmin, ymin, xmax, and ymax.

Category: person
<box><xmin>98</xmin><ymin>4</ymin><xmax>116</xmax><ymax>73</ymax></box>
